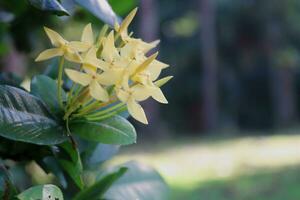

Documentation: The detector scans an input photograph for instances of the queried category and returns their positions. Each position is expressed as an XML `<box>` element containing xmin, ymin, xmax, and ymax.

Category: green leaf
<box><xmin>82</xmin><ymin>143</ymin><xmax>119</xmax><ymax>167</ymax></box>
<box><xmin>73</xmin><ymin>167</ymin><xmax>127</xmax><ymax>200</ymax></box>
<box><xmin>17</xmin><ymin>184</ymin><xmax>64</xmax><ymax>200</ymax></box>
<box><xmin>108</xmin><ymin>0</ymin><xmax>137</xmax><ymax>16</ymax></box>
<box><xmin>31</xmin><ymin>75</ymin><xmax>66</xmax><ymax>116</ymax></box>
<box><xmin>0</xmin><ymin>85</ymin><xmax>67</xmax><ymax>145</ymax></box>
<box><xmin>70</xmin><ymin>116</ymin><xmax>136</xmax><ymax>145</ymax></box>
<box><xmin>74</xmin><ymin>0</ymin><xmax>120</xmax><ymax>26</ymax></box>
<box><xmin>58</xmin><ymin>159</ymin><xmax>84</xmax><ymax>189</ymax></box>
<box><xmin>28</xmin><ymin>0</ymin><xmax>70</xmax><ymax>16</ymax></box>
<box><xmin>102</xmin><ymin>161</ymin><xmax>169</xmax><ymax>200</ymax></box>
<box><xmin>57</xmin><ymin>142</ymin><xmax>84</xmax><ymax>189</ymax></box>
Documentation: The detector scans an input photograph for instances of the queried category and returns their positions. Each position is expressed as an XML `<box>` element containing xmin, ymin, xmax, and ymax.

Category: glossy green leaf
<box><xmin>31</xmin><ymin>75</ymin><xmax>66</xmax><ymax>116</ymax></box>
<box><xmin>58</xmin><ymin>160</ymin><xmax>84</xmax><ymax>189</ymax></box>
<box><xmin>57</xmin><ymin>142</ymin><xmax>84</xmax><ymax>189</ymax></box>
<box><xmin>73</xmin><ymin>167</ymin><xmax>127</xmax><ymax>200</ymax></box>
<box><xmin>70</xmin><ymin>116</ymin><xmax>136</xmax><ymax>145</ymax></box>
<box><xmin>28</xmin><ymin>0</ymin><xmax>70</xmax><ymax>16</ymax></box>
<box><xmin>0</xmin><ymin>85</ymin><xmax>67</xmax><ymax>145</ymax></box>
<box><xmin>103</xmin><ymin>161</ymin><xmax>169</xmax><ymax>200</ymax></box>
<box><xmin>17</xmin><ymin>184</ymin><xmax>64</xmax><ymax>200</ymax></box>
<box><xmin>74</xmin><ymin>0</ymin><xmax>120</xmax><ymax>26</ymax></box>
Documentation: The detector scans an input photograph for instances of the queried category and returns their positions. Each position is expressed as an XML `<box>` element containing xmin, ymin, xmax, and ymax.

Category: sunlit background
<box><xmin>2</xmin><ymin>0</ymin><xmax>300</xmax><ymax>199</ymax></box>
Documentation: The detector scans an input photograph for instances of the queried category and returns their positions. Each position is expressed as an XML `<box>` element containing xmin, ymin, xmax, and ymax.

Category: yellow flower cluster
<box><xmin>35</xmin><ymin>8</ymin><xmax>171</xmax><ymax>124</ymax></box>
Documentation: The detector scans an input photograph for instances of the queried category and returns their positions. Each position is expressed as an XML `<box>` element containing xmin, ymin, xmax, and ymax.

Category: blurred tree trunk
<box><xmin>138</xmin><ymin>0</ymin><xmax>166</xmax><ymax>135</ymax></box>
<box><xmin>199</xmin><ymin>0</ymin><xmax>219</xmax><ymax>131</ymax></box>
<box><xmin>270</xmin><ymin>67</ymin><xmax>297</xmax><ymax>127</ymax></box>
<box><xmin>265</xmin><ymin>4</ymin><xmax>297</xmax><ymax>127</ymax></box>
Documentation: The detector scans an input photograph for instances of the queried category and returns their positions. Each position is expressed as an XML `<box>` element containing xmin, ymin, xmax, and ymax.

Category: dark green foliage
<box><xmin>73</xmin><ymin>167</ymin><xmax>127</xmax><ymax>200</ymax></box>
<box><xmin>57</xmin><ymin>142</ymin><xmax>84</xmax><ymax>189</ymax></box>
<box><xmin>102</xmin><ymin>161</ymin><xmax>169</xmax><ymax>200</ymax></box>
<box><xmin>81</xmin><ymin>143</ymin><xmax>119</xmax><ymax>168</ymax></box>
<box><xmin>108</xmin><ymin>0</ymin><xmax>137</xmax><ymax>16</ymax></box>
<box><xmin>0</xmin><ymin>85</ymin><xmax>67</xmax><ymax>145</ymax></box>
<box><xmin>31</xmin><ymin>75</ymin><xmax>66</xmax><ymax>116</ymax></box>
<box><xmin>70</xmin><ymin>116</ymin><xmax>137</xmax><ymax>145</ymax></box>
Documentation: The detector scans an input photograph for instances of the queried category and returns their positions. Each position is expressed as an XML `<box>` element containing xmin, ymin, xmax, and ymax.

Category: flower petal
<box><xmin>120</xmin><ymin>41</ymin><xmax>138</xmax><ymax>59</ymax></box>
<box><xmin>64</xmin><ymin>49</ymin><xmax>82</xmax><ymax>63</ymax></box>
<box><xmin>97</xmin><ymin>69</ymin><xmax>124</xmax><ymax>86</ymax></box>
<box><xmin>89</xmin><ymin>79</ymin><xmax>109</xmax><ymax>102</ymax></box>
<box><xmin>83</xmin><ymin>47</ymin><xmax>102</xmax><ymax>68</ymax></box>
<box><xmin>35</xmin><ymin>48</ymin><xmax>63</xmax><ymax>61</ymax></box>
<box><xmin>148</xmin><ymin>40</ymin><xmax>160</xmax><ymax>49</ymax></box>
<box><xmin>97</xmin><ymin>60</ymin><xmax>111</xmax><ymax>71</ymax></box>
<box><xmin>148</xmin><ymin>59</ymin><xmax>169</xmax><ymax>81</ymax></box>
<box><xmin>44</xmin><ymin>27</ymin><xmax>67</xmax><ymax>47</ymax></box>
<box><xmin>84</xmin><ymin>66</ymin><xmax>97</xmax><ymax>75</ymax></box>
<box><xmin>118</xmin><ymin>8</ymin><xmax>137</xmax><ymax>36</ymax></box>
<box><xmin>154</xmin><ymin>76</ymin><xmax>173</xmax><ymax>87</ymax></box>
<box><xmin>139</xmin><ymin>39</ymin><xmax>158</xmax><ymax>53</ymax></box>
<box><xmin>132</xmin><ymin>85</ymin><xmax>151</xmax><ymax>101</ymax></box>
<box><xmin>149</xmin><ymin>86</ymin><xmax>168</xmax><ymax>104</ymax></box>
<box><xmin>101</xmin><ymin>31</ymin><xmax>119</xmax><ymax>62</ymax></box>
<box><xmin>116</xmin><ymin>89</ymin><xmax>129</xmax><ymax>103</ymax></box>
<box><xmin>134</xmin><ymin>52</ymin><xmax>158</xmax><ymax>75</ymax></box>
<box><xmin>127</xmin><ymin>97</ymin><xmax>148</xmax><ymax>124</ymax></box>
<box><xmin>68</xmin><ymin>41</ymin><xmax>90</xmax><ymax>52</ymax></box>
<box><xmin>81</xmin><ymin>23</ymin><xmax>94</xmax><ymax>45</ymax></box>
<box><xmin>65</xmin><ymin>69</ymin><xmax>91</xmax><ymax>86</ymax></box>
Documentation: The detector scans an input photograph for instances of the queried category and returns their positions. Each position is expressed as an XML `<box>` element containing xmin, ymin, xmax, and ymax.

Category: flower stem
<box><xmin>85</xmin><ymin>102</ymin><xmax>125</xmax><ymax>118</ymax></box>
<box><xmin>86</xmin><ymin>105</ymin><xmax>127</xmax><ymax>121</ymax></box>
<box><xmin>67</xmin><ymin>65</ymin><xmax>84</xmax><ymax>108</ymax></box>
<box><xmin>64</xmin><ymin>87</ymin><xmax>89</xmax><ymax>120</ymax></box>
<box><xmin>73</xmin><ymin>101</ymin><xmax>102</xmax><ymax>116</ymax></box>
<box><xmin>57</xmin><ymin>57</ymin><xmax>65</xmax><ymax>109</ymax></box>
<box><xmin>73</xmin><ymin>95</ymin><xmax>118</xmax><ymax>118</ymax></box>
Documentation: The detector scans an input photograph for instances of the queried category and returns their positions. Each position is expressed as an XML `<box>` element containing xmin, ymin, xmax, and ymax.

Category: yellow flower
<box><xmin>81</xmin><ymin>47</ymin><xmax>103</xmax><ymax>71</ymax></box>
<box><xmin>116</xmin><ymin>85</ymin><xmax>151</xmax><ymax>124</ymax></box>
<box><xmin>130</xmin><ymin>53</ymin><xmax>168</xmax><ymax>104</ymax></box>
<box><xmin>120</xmin><ymin>41</ymin><xmax>169</xmax><ymax>81</ymax></box>
<box><xmin>115</xmin><ymin>8</ymin><xmax>137</xmax><ymax>40</ymax></box>
<box><xmin>115</xmin><ymin>8</ymin><xmax>159</xmax><ymax>53</ymax></box>
<box><xmin>101</xmin><ymin>31</ymin><xmax>120</xmax><ymax>63</ymax></box>
<box><xmin>65</xmin><ymin>68</ymin><xmax>109</xmax><ymax>102</ymax></box>
<box><xmin>97</xmin><ymin>31</ymin><xmax>129</xmax><ymax>85</ymax></box>
<box><xmin>147</xmin><ymin>59</ymin><xmax>169</xmax><ymax>81</ymax></box>
<box><xmin>69</xmin><ymin>23</ymin><xmax>95</xmax><ymax>53</ymax></box>
<box><xmin>114</xmin><ymin>54</ymin><xmax>168</xmax><ymax>124</ymax></box>
<box><xmin>120</xmin><ymin>40</ymin><xmax>159</xmax><ymax>61</ymax></box>
<box><xmin>35</xmin><ymin>27</ymin><xmax>85</xmax><ymax>63</ymax></box>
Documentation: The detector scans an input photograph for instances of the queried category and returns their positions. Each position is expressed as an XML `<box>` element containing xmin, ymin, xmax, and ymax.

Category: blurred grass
<box><xmin>110</xmin><ymin>133</ymin><xmax>300</xmax><ymax>200</ymax></box>
<box><xmin>171</xmin><ymin>166</ymin><xmax>300</xmax><ymax>200</ymax></box>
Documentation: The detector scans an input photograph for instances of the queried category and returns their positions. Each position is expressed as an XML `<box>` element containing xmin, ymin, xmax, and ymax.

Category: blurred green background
<box><xmin>2</xmin><ymin>0</ymin><xmax>300</xmax><ymax>199</ymax></box>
